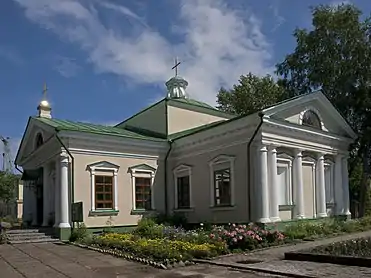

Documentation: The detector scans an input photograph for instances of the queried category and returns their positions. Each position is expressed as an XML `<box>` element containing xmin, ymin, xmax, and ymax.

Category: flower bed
<box><xmin>309</xmin><ymin>237</ymin><xmax>371</xmax><ymax>257</ymax></box>
<box><xmin>284</xmin><ymin>237</ymin><xmax>371</xmax><ymax>267</ymax></box>
<box><xmin>73</xmin><ymin>220</ymin><xmax>286</xmax><ymax>267</ymax></box>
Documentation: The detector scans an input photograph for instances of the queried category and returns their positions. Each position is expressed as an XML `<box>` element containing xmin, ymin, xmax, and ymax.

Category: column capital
<box><xmin>60</xmin><ymin>152</ymin><xmax>69</xmax><ymax>163</ymax></box>
<box><xmin>267</xmin><ymin>145</ymin><xmax>278</xmax><ymax>152</ymax></box>
<box><xmin>316</xmin><ymin>153</ymin><xmax>325</xmax><ymax>160</ymax></box>
<box><xmin>259</xmin><ymin>145</ymin><xmax>268</xmax><ymax>152</ymax></box>
<box><xmin>293</xmin><ymin>148</ymin><xmax>303</xmax><ymax>157</ymax></box>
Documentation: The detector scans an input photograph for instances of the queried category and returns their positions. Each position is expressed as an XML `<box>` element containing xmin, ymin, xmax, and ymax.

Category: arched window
<box><xmin>302</xmin><ymin>110</ymin><xmax>322</xmax><ymax>129</ymax></box>
<box><xmin>35</xmin><ymin>133</ymin><xmax>44</xmax><ymax>148</ymax></box>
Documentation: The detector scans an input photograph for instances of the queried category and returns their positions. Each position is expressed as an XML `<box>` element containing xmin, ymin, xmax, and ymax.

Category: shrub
<box><xmin>210</xmin><ymin>223</ymin><xmax>285</xmax><ymax>251</ymax></box>
<box><xmin>133</xmin><ymin>218</ymin><xmax>164</xmax><ymax>239</ymax></box>
<box><xmin>310</xmin><ymin>237</ymin><xmax>371</xmax><ymax>257</ymax></box>
<box><xmin>92</xmin><ymin>233</ymin><xmax>227</xmax><ymax>262</ymax></box>
<box><xmin>70</xmin><ymin>223</ymin><xmax>88</xmax><ymax>242</ymax></box>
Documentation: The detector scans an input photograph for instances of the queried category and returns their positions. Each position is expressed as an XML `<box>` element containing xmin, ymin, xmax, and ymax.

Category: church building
<box><xmin>15</xmin><ymin>72</ymin><xmax>357</xmax><ymax>240</ymax></box>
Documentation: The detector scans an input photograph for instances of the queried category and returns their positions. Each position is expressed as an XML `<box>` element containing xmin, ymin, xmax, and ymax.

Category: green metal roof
<box><xmin>33</xmin><ymin>117</ymin><xmax>166</xmax><ymax>142</ymax></box>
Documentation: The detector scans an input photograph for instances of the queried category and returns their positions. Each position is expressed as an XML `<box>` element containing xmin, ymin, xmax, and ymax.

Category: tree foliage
<box><xmin>217</xmin><ymin>73</ymin><xmax>289</xmax><ymax>115</ymax></box>
<box><xmin>0</xmin><ymin>171</ymin><xmax>18</xmax><ymax>203</ymax></box>
<box><xmin>276</xmin><ymin>4</ymin><xmax>371</xmax><ymax>216</ymax></box>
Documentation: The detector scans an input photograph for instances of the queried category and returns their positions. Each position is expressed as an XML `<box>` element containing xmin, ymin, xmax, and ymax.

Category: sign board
<box><xmin>72</xmin><ymin>202</ymin><xmax>83</xmax><ymax>223</ymax></box>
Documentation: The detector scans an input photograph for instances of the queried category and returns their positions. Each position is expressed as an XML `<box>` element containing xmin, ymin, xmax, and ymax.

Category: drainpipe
<box><xmin>164</xmin><ymin>139</ymin><xmax>173</xmax><ymax>216</ymax></box>
<box><xmin>247</xmin><ymin>112</ymin><xmax>265</xmax><ymax>222</ymax></box>
<box><xmin>56</xmin><ymin>134</ymin><xmax>75</xmax><ymax>229</ymax></box>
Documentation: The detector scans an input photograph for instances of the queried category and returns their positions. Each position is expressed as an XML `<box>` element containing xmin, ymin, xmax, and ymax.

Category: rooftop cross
<box><xmin>42</xmin><ymin>82</ymin><xmax>48</xmax><ymax>100</ymax></box>
<box><xmin>171</xmin><ymin>57</ymin><xmax>181</xmax><ymax>76</ymax></box>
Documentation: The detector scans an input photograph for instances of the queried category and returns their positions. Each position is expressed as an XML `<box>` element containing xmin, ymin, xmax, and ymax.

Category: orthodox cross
<box><xmin>172</xmin><ymin>57</ymin><xmax>181</xmax><ymax>76</ymax></box>
<box><xmin>42</xmin><ymin>82</ymin><xmax>48</xmax><ymax>99</ymax></box>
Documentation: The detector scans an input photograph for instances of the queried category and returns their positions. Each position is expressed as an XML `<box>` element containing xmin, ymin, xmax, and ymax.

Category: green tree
<box><xmin>0</xmin><ymin>171</ymin><xmax>18</xmax><ymax>203</ymax></box>
<box><xmin>276</xmin><ymin>4</ymin><xmax>371</xmax><ymax>216</ymax></box>
<box><xmin>217</xmin><ymin>73</ymin><xmax>289</xmax><ymax>115</ymax></box>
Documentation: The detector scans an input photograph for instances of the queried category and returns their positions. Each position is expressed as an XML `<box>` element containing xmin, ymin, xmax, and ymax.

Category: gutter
<box><xmin>56</xmin><ymin>133</ymin><xmax>75</xmax><ymax>229</ymax></box>
<box><xmin>14</xmin><ymin>164</ymin><xmax>23</xmax><ymax>174</ymax></box>
<box><xmin>164</xmin><ymin>139</ymin><xmax>173</xmax><ymax>216</ymax></box>
<box><xmin>247</xmin><ymin>112</ymin><xmax>265</xmax><ymax>222</ymax></box>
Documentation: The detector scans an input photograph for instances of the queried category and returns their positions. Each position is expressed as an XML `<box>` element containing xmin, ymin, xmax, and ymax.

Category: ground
<box><xmin>4</xmin><ymin>231</ymin><xmax>371</xmax><ymax>277</ymax></box>
<box><xmin>0</xmin><ymin>242</ymin><xmax>282</xmax><ymax>278</ymax></box>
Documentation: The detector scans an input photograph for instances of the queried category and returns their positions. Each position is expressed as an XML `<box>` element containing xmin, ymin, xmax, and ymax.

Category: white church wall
<box><xmin>72</xmin><ymin>151</ymin><xmax>163</xmax><ymax>228</ymax></box>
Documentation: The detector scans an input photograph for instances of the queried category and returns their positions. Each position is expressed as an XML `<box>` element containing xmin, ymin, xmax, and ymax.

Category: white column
<box><xmin>114</xmin><ymin>170</ymin><xmax>118</xmax><ymax>211</ymax></box>
<box><xmin>256</xmin><ymin>145</ymin><xmax>270</xmax><ymax>223</ymax></box>
<box><xmin>90</xmin><ymin>170</ymin><xmax>96</xmax><ymax>211</ymax></box>
<box><xmin>342</xmin><ymin>155</ymin><xmax>351</xmax><ymax>217</ymax></box>
<box><xmin>59</xmin><ymin>153</ymin><xmax>70</xmax><ymax>228</ymax></box>
<box><xmin>334</xmin><ymin>154</ymin><xmax>344</xmax><ymax>215</ymax></box>
<box><xmin>42</xmin><ymin>164</ymin><xmax>50</xmax><ymax>226</ymax></box>
<box><xmin>53</xmin><ymin>159</ymin><xmax>60</xmax><ymax>228</ymax></box>
<box><xmin>268</xmin><ymin>146</ymin><xmax>280</xmax><ymax>222</ymax></box>
<box><xmin>293</xmin><ymin>149</ymin><xmax>305</xmax><ymax>219</ymax></box>
<box><xmin>316</xmin><ymin>154</ymin><xmax>327</xmax><ymax>218</ymax></box>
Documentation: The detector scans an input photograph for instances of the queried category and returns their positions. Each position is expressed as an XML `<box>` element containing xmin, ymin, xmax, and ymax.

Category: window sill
<box><xmin>174</xmin><ymin>207</ymin><xmax>194</xmax><ymax>212</ymax></box>
<box><xmin>210</xmin><ymin>205</ymin><xmax>235</xmax><ymax>211</ymax></box>
<box><xmin>279</xmin><ymin>205</ymin><xmax>295</xmax><ymax>211</ymax></box>
<box><xmin>130</xmin><ymin>209</ymin><xmax>156</xmax><ymax>215</ymax></box>
<box><xmin>89</xmin><ymin>209</ymin><xmax>119</xmax><ymax>217</ymax></box>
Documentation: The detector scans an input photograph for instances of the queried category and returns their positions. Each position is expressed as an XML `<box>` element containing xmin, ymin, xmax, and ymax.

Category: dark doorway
<box><xmin>35</xmin><ymin>169</ymin><xmax>44</xmax><ymax>226</ymax></box>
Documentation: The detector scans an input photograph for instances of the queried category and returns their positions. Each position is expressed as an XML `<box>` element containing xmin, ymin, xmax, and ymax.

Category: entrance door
<box><xmin>36</xmin><ymin>173</ymin><xmax>43</xmax><ymax>226</ymax></box>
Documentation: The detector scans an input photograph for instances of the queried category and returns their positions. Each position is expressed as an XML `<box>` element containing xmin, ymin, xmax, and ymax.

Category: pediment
<box><xmin>86</xmin><ymin>161</ymin><xmax>120</xmax><ymax>171</ymax></box>
<box><xmin>262</xmin><ymin>91</ymin><xmax>357</xmax><ymax>140</ymax></box>
<box><xmin>15</xmin><ymin>117</ymin><xmax>57</xmax><ymax>165</ymax></box>
<box><xmin>128</xmin><ymin>163</ymin><xmax>156</xmax><ymax>172</ymax></box>
<box><xmin>209</xmin><ymin>154</ymin><xmax>235</xmax><ymax>166</ymax></box>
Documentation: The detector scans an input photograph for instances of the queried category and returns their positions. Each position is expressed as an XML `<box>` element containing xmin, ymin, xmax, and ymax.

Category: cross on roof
<box><xmin>171</xmin><ymin>57</ymin><xmax>181</xmax><ymax>76</ymax></box>
<box><xmin>42</xmin><ymin>82</ymin><xmax>48</xmax><ymax>99</ymax></box>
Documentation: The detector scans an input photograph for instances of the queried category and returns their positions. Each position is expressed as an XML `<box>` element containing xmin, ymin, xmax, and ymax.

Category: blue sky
<box><xmin>0</xmin><ymin>0</ymin><xmax>370</xmax><ymax>167</ymax></box>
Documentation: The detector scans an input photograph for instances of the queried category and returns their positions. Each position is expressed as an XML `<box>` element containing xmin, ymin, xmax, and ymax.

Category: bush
<box><xmin>283</xmin><ymin>218</ymin><xmax>371</xmax><ymax>240</ymax></box>
<box><xmin>93</xmin><ymin>232</ymin><xmax>227</xmax><ymax>262</ymax></box>
<box><xmin>310</xmin><ymin>237</ymin><xmax>371</xmax><ymax>257</ymax></box>
<box><xmin>70</xmin><ymin>223</ymin><xmax>89</xmax><ymax>242</ymax></box>
<box><xmin>210</xmin><ymin>224</ymin><xmax>285</xmax><ymax>251</ymax></box>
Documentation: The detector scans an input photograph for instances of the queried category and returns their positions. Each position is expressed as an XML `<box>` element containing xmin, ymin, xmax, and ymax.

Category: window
<box><xmin>35</xmin><ymin>133</ymin><xmax>44</xmax><ymax>149</ymax></box>
<box><xmin>214</xmin><ymin>168</ymin><xmax>231</xmax><ymax>206</ymax></box>
<box><xmin>95</xmin><ymin>175</ymin><xmax>113</xmax><ymax>209</ymax></box>
<box><xmin>129</xmin><ymin>164</ymin><xmax>155</xmax><ymax>211</ymax></box>
<box><xmin>302</xmin><ymin>110</ymin><xmax>322</xmax><ymax>129</ymax></box>
<box><xmin>135</xmin><ymin>177</ymin><xmax>152</xmax><ymax>210</ymax></box>
<box><xmin>87</xmin><ymin>161</ymin><xmax>119</xmax><ymax>214</ymax></box>
<box><xmin>276</xmin><ymin>163</ymin><xmax>292</xmax><ymax>206</ymax></box>
<box><xmin>209</xmin><ymin>154</ymin><xmax>235</xmax><ymax>208</ymax></box>
<box><xmin>177</xmin><ymin>176</ymin><xmax>190</xmax><ymax>209</ymax></box>
<box><xmin>173</xmin><ymin>164</ymin><xmax>192</xmax><ymax>210</ymax></box>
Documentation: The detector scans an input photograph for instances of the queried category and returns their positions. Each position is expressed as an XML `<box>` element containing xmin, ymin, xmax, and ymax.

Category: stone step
<box><xmin>7</xmin><ymin>234</ymin><xmax>53</xmax><ymax>240</ymax></box>
<box><xmin>7</xmin><ymin>229</ymin><xmax>40</xmax><ymax>234</ymax></box>
<box><xmin>9</xmin><ymin>238</ymin><xmax>60</xmax><ymax>244</ymax></box>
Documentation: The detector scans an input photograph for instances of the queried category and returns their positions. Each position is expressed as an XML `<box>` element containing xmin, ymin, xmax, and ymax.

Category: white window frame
<box><xmin>173</xmin><ymin>164</ymin><xmax>193</xmax><ymax>211</ymax></box>
<box><xmin>129</xmin><ymin>166</ymin><xmax>155</xmax><ymax>211</ymax></box>
<box><xmin>87</xmin><ymin>161</ymin><xmax>120</xmax><ymax>212</ymax></box>
<box><xmin>276</xmin><ymin>157</ymin><xmax>293</xmax><ymax>207</ymax></box>
<box><xmin>209</xmin><ymin>155</ymin><xmax>235</xmax><ymax>209</ymax></box>
<box><xmin>299</xmin><ymin>106</ymin><xmax>326</xmax><ymax>131</ymax></box>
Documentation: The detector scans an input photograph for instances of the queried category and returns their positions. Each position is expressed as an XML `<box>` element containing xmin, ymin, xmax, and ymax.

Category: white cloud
<box><xmin>329</xmin><ymin>0</ymin><xmax>352</xmax><ymax>7</ymax></box>
<box><xmin>13</xmin><ymin>0</ymin><xmax>273</xmax><ymax>105</ymax></box>
<box><xmin>53</xmin><ymin>55</ymin><xmax>81</xmax><ymax>78</ymax></box>
<box><xmin>0</xmin><ymin>45</ymin><xmax>23</xmax><ymax>65</ymax></box>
